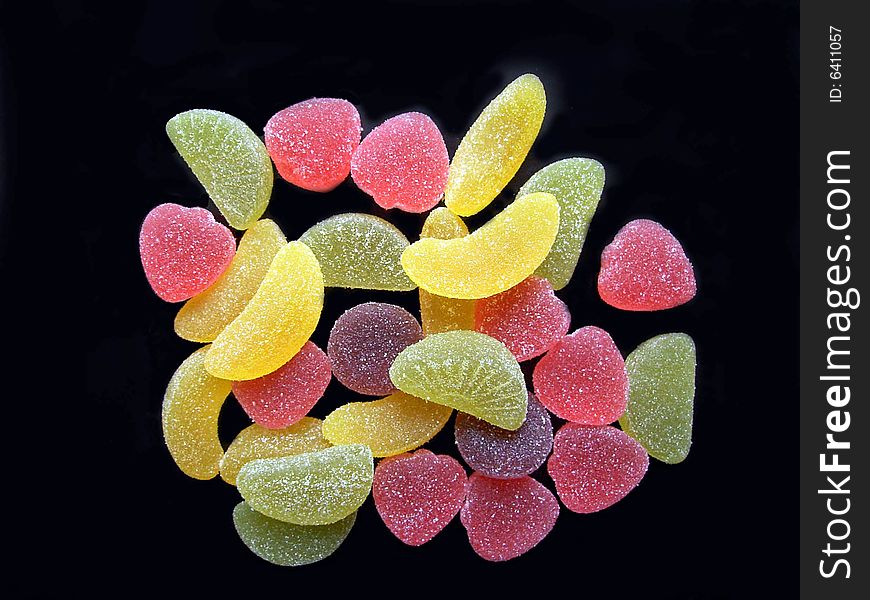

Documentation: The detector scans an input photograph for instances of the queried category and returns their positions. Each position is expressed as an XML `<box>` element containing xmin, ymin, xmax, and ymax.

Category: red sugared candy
<box><xmin>231</xmin><ymin>341</ymin><xmax>332</xmax><ymax>429</ymax></box>
<box><xmin>533</xmin><ymin>325</ymin><xmax>628</xmax><ymax>425</ymax></box>
<box><xmin>475</xmin><ymin>276</ymin><xmax>571</xmax><ymax>361</ymax></box>
<box><xmin>597</xmin><ymin>218</ymin><xmax>696</xmax><ymax>311</ymax></box>
<box><xmin>139</xmin><ymin>203</ymin><xmax>236</xmax><ymax>303</ymax></box>
<box><xmin>327</xmin><ymin>302</ymin><xmax>423</xmax><ymax>396</ymax></box>
<box><xmin>264</xmin><ymin>98</ymin><xmax>361</xmax><ymax>192</ymax></box>
<box><xmin>351</xmin><ymin>112</ymin><xmax>448</xmax><ymax>213</ymax></box>
<box><xmin>548</xmin><ymin>423</ymin><xmax>649</xmax><ymax>513</ymax></box>
<box><xmin>373</xmin><ymin>450</ymin><xmax>467</xmax><ymax>546</ymax></box>
<box><xmin>460</xmin><ymin>473</ymin><xmax>559</xmax><ymax>561</ymax></box>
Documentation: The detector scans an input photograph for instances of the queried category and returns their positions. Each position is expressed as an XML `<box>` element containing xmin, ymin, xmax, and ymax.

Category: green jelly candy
<box><xmin>237</xmin><ymin>444</ymin><xmax>374</xmax><ymax>525</ymax></box>
<box><xmin>619</xmin><ymin>333</ymin><xmax>696</xmax><ymax>464</ymax></box>
<box><xmin>389</xmin><ymin>330</ymin><xmax>527</xmax><ymax>430</ymax></box>
<box><xmin>166</xmin><ymin>109</ymin><xmax>273</xmax><ymax>230</ymax></box>
<box><xmin>518</xmin><ymin>158</ymin><xmax>605</xmax><ymax>290</ymax></box>
<box><xmin>232</xmin><ymin>502</ymin><xmax>356</xmax><ymax>567</ymax></box>
<box><xmin>299</xmin><ymin>213</ymin><xmax>416</xmax><ymax>291</ymax></box>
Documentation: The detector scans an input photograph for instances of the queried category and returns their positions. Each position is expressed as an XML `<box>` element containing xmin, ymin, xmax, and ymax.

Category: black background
<box><xmin>1</xmin><ymin>0</ymin><xmax>797</xmax><ymax>597</ymax></box>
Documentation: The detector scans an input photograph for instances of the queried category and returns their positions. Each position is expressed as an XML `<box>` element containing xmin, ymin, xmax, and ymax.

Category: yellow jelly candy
<box><xmin>322</xmin><ymin>391</ymin><xmax>452</xmax><ymax>457</ymax></box>
<box><xmin>418</xmin><ymin>208</ymin><xmax>476</xmax><ymax>335</ymax></box>
<box><xmin>175</xmin><ymin>219</ymin><xmax>287</xmax><ymax>342</ymax></box>
<box><xmin>162</xmin><ymin>346</ymin><xmax>232</xmax><ymax>480</ymax></box>
<box><xmin>205</xmin><ymin>241</ymin><xmax>324</xmax><ymax>380</ymax></box>
<box><xmin>444</xmin><ymin>74</ymin><xmax>546</xmax><ymax>217</ymax></box>
<box><xmin>219</xmin><ymin>418</ymin><xmax>331</xmax><ymax>485</ymax></box>
<box><xmin>402</xmin><ymin>193</ymin><xmax>560</xmax><ymax>300</ymax></box>
<box><xmin>166</xmin><ymin>109</ymin><xmax>273</xmax><ymax>230</ymax></box>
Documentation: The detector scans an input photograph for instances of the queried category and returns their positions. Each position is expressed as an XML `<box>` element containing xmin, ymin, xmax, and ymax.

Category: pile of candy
<box><xmin>143</xmin><ymin>74</ymin><xmax>697</xmax><ymax>566</ymax></box>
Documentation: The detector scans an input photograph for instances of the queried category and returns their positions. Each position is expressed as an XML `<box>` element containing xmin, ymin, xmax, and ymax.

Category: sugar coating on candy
<box><xmin>232</xmin><ymin>341</ymin><xmax>332</xmax><ymax>429</ymax></box>
<box><xmin>139</xmin><ymin>203</ymin><xmax>236</xmax><ymax>303</ymax></box>
<box><xmin>389</xmin><ymin>330</ymin><xmax>527</xmax><ymax>430</ymax></box>
<box><xmin>327</xmin><ymin>302</ymin><xmax>423</xmax><ymax>396</ymax></box>
<box><xmin>264</xmin><ymin>98</ymin><xmax>361</xmax><ymax>192</ymax></box>
<box><xmin>323</xmin><ymin>392</ymin><xmax>452</xmax><ymax>457</ymax></box>
<box><xmin>533</xmin><ymin>326</ymin><xmax>628</xmax><ymax>425</ymax></box>
<box><xmin>598</xmin><ymin>219</ymin><xmax>696</xmax><ymax>311</ymax></box>
<box><xmin>475</xmin><ymin>276</ymin><xmax>570</xmax><ymax>361</ymax></box>
<box><xmin>205</xmin><ymin>241</ymin><xmax>323</xmax><ymax>381</ymax></box>
<box><xmin>445</xmin><ymin>74</ymin><xmax>546</xmax><ymax>217</ymax></box>
<box><xmin>547</xmin><ymin>424</ymin><xmax>649</xmax><ymax>513</ymax></box>
<box><xmin>175</xmin><ymin>219</ymin><xmax>287</xmax><ymax>342</ymax></box>
<box><xmin>162</xmin><ymin>346</ymin><xmax>232</xmax><ymax>480</ymax></box>
<box><xmin>220</xmin><ymin>418</ymin><xmax>330</xmax><ymax>485</ymax></box>
<box><xmin>460</xmin><ymin>473</ymin><xmax>559</xmax><ymax>561</ymax></box>
<box><xmin>237</xmin><ymin>444</ymin><xmax>373</xmax><ymax>525</ymax></box>
<box><xmin>233</xmin><ymin>502</ymin><xmax>356</xmax><ymax>566</ymax></box>
<box><xmin>402</xmin><ymin>192</ymin><xmax>560</xmax><ymax>300</ymax></box>
<box><xmin>299</xmin><ymin>213</ymin><xmax>415</xmax><ymax>291</ymax></box>
<box><xmin>620</xmin><ymin>333</ymin><xmax>696</xmax><ymax>463</ymax></box>
<box><xmin>351</xmin><ymin>112</ymin><xmax>448</xmax><ymax>213</ymax></box>
<box><xmin>455</xmin><ymin>392</ymin><xmax>552</xmax><ymax>479</ymax></box>
<box><xmin>518</xmin><ymin>158</ymin><xmax>605</xmax><ymax>290</ymax></box>
<box><xmin>418</xmin><ymin>208</ymin><xmax>476</xmax><ymax>335</ymax></box>
<box><xmin>373</xmin><ymin>450</ymin><xmax>467</xmax><ymax>546</ymax></box>
<box><xmin>166</xmin><ymin>109</ymin><xmax>273</xmax><ymax>230</ymax></box>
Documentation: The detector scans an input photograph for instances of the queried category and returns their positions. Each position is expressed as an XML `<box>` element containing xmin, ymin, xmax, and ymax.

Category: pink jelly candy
<box><xmin>231</xmin><ymin>341</ymin><xmax>332</xmax><ymax>429</ymax></box>
<box><xmin>460</xmin><ymin>473</ymin><xmax>559</xmax><ymax>561</ymax></box>
<box><xmin>327</xmin><ymin>302</ymin><xmax>424</xmax><ymax>396</ymax></box>
<box><xmin>475</xmin><ymin>276</ymin><xmax>571</xmax><ymax>361</ymax></box>
<box><xmin>350</xmin><ymin>112</ymin><xmax>449</xmax><ymax>213</ymax></box>
<box><xmin>455</xmin><ymin>392</ymin><xmax>553</xmax><ymax>479</ymax></box>
<box><xmin>533</xmin><ymin>325</ymin><xmax>628</xmax><ymax>425</ymax></box>
<box><xmin>548</xmin><ymin>423</ymin><xmax>649</xmax><ymax>513</ymax></box>
<box><xmin>139</xmin><ymin>203</ymin><xmax>236</xmax><ymax>303</ymax></box>
<box><xmin>597</xmin><ymin>218</ymin><xmax>696</xmax><ymax>311</ymax></box>
<box><xmin>264</xmin><ymin>98</ymin><xmax>361</xmax><ymax>192</ymax></box>
<box><xmin>373</xmin><ymin>449</ymin><xmax>467</xmax><ymax>546</ymax></box>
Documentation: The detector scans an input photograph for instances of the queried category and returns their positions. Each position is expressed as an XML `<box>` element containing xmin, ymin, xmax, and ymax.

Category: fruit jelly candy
<box><xmin>460</xmin><ymin>473</ymin><xmax>559</xmax><ymax>561</ymax></box>
<box><xmin>401</xmin><ymin>192</ymin><xmax>560</xmax><ymax>300</ymax></box>
<box><xmin>232</xmin><ymin>341</ymin><xmax>332</xmax><ymax>429</ymax></box>
<box><xmin>233</xmin><ymin>502</ymin><xmax>356</xmax><ymax>566</ymax></box>
<box><xmin>475</xmin><ymin>276</ymin><xmax>570</xmax><ymax>361</ymax></box>
<box><xmin>372</xmin><ymin>450</ymin><xmax>467</xmax><ymax>546</ymax></box>
<box><xmin>327</xmin><ymin>302</ymin><xmax>423</xmax><ymax>396</ymax></box>
<box><xmin>237</xmin><ymin>444</ymin><xmax>374</xmax><ymax>525</ymax></box>
<box><xmin>547</xmin><ymin>424</ymin><xmax>649</xmax><ymax>513</ymax></box>
<box><xmin>597</xmin><ymin>218</ymin><xmax>696</xmax><ymax>311</ymax></box>
<box><xmin>619</xmin><ymin>333</ymin><xmax>696</xmax><ymax>463</ymax></box>
<box><xmin>351</xmin><ymin>112</ymin><xmax>448</xmax><ymax>213</ymax></box>
<box><xmin>162</xmin><ymin>346</ymin><xmax>232</xmax><ymax>480</ymax></box>
<box><xmin>166</xmin><ymin>109</ymin><xmax>273</xmax><ymax>230</ymax></box>
<box><xmin>264</xmin><ymin>98</ymin><xmax>361</xmax><ymax>192</ymax></box>
<box><xmin>518</xmin><ymin>158</ymin><xmax>605</xmax><ymax>290</ymax></box>
<box><xmin>299</xmin><ymin>213</ymin><xmax>416</xmax><ymax>291</ymax></box>
<box><xmin>455</xmin><ymin>392</ymin><xmax>552</xmax><ymax>480</ymax></box>
<box><xmin>418</xmin><ymin>208</ymin><xmax>476</xmax><ymax>335</ymax></box>
<box><xmin>389</xmin><ymin>330</ymin><xmax>527</xmax><ymax>430</ymax></box>
<box><xmin>175</xmin><ymin>219</ymin><xmax>287</xmax><ymax>342</ymax></box>
<box><xmin>533</xmin><ymin>325</ymin><xmax>628</xmax><ymax>425</ymax></box>
<box><xmin>139</xmin><ymin>203</ymin><xmax>236</xmax><ymax>303</ymax></box>
<box><xmin>205</xmin><ymin>241</ymin><xmax>323</xmax><ymax>381</ymax></box>
<box><xmin>445</xmin><ymin>74</ymin><xmax>546</xmax><ymax>217</ymax></box>
<box><xmin>323</xmin><ymin>391</ymin><xmax>452</xmax><ymax>457</ymax></box>
<box><xmin>220</xmin><ymin>418</ymin><xmax>330</xmax><ymax>486</ymax></box>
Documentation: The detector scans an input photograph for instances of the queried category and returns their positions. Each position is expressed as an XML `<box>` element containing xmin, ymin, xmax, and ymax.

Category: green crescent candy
<box><xmin>619</xmin><ymin>333</ymin><xmax>696</xmax><ymax>464</ymax></box>
<box><xmin>518</xmin><ymin>157</ymin><xmax>605</xmax><ymax>290</ymax></box>
<box><xmin>232</xmin><ymin>502</ymin><xmax>356</xmax><ymax>566</ymax></box>
<box><xmin>389</xmin><ymin>330</ymin><xmax>527</xmax><ymax>430</ymax></box>
<box><xmin>166</xmin><ymin>109</ymin><xmax>273</xmax><ymax>230</ymax></box>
